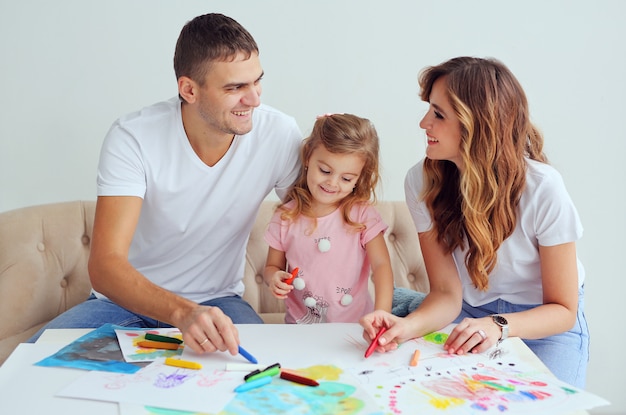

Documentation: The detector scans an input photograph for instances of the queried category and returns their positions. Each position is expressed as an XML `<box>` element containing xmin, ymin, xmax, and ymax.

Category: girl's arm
<box><xmin>445</xmin><ymin>241</ymin><xmax>579</xmax><ymax>355</ymax></box>
<box><xmin>365</xmin><ymin>232</ymin><xmax>394</xmax><ymax>313</ymax></box>
<box><xmin>263</xmin><ymin>247</ymin><xmax>292</xmax><ymax>299</ymax></box>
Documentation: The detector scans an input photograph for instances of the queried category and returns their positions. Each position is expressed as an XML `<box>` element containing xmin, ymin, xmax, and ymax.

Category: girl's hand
<box><xmin>269</xmin><ymin>270</ymin><xmax>293</xmax><ymax>299</ymax></box>
<box><xmin>444</xmin><ymin>316</ymin><xmax>500</xmax><ymax>355</ymax></box>
<box><xmin>359</xmin><ymin>310</ymin><xmax>411</xmax><ymax>354</ymax></box>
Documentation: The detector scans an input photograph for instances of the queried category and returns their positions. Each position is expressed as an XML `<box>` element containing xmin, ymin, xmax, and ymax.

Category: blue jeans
<box><xmin>28</xmin><ymin>294</ymin><xmax>263</xmax><ymax>343</ymax></box>
<box><xmin>391</xmin><ymin>286</ymin><xmax>589</xmax><ymax>388</ymax></box>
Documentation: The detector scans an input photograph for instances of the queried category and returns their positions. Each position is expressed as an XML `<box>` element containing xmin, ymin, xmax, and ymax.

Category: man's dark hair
<box><xmin>174</xmin><ymin>13</ymin><xmax>258</xmax><ymax>85</ymax></box>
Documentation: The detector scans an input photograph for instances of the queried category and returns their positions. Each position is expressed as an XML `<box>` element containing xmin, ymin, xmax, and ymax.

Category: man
<box><xmin>31</xmin><ymin>13</ymin><xmax>302</xmax><ymax>358</ymax></box>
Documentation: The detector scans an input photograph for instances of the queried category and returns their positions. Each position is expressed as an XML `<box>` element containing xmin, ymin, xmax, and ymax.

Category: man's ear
<box><xmin>177</xmin><ymin>76</ymin><xmax>197</xmax><ymax>104</ymax></box>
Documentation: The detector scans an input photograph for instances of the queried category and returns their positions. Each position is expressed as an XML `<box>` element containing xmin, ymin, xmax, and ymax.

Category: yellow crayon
<box><xmin>165</xmin><ymin>357</ymin><xmax>202</xmax><ymax>370</ymax></box>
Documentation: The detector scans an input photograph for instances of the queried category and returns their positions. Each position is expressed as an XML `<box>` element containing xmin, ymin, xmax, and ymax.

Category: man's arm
<box><xmin>87</xmin><ymin>195</ymin><xmax>239</xmax><ymax>354</ymax></box>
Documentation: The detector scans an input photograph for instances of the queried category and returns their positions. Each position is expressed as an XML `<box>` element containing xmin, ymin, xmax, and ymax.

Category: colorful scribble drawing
<box><xmin>423</xmin><ymin>331</ymin><xmax>448</xmax><ymax>345</ymax></box>
<box><xmin>218</xmin><ymin>364</ymin><xmax>383</xmax><ymax>415</ymax></box>
<box><xmin>371</xmin><ymin>360</ymin><xmax>589</xmax><ymax>414</ymax></box>
<box><xmin>35</xmin><ymin>324</ymin><xmax>145</xmax><ymax>373</ymax></box>
<box><xmin>196</xmin><ymin>369</ymin><xmax>236</xmax><ymax>388</ymax></box>
<box><xmin>116</xmin><ymin>329</ymin><xmax>184</xmax><ymax>362</ymax></box>
<box><xmin>154</xmin><ymin>370</ymin><xmax>195</xmax><ymax>389</ymax></box>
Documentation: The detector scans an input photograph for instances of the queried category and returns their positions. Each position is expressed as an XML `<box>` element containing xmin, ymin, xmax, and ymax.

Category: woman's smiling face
<box><xmin>419</xmin><ymin>76</ymin><xmax>464</xmax><ymax>171</ymax></box>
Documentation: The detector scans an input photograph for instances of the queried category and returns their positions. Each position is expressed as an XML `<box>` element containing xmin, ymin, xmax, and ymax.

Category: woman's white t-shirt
<box><xmin>405</xmin><ymin>158</ymin><xmax>585</xmax><ymax>306</ymax></box>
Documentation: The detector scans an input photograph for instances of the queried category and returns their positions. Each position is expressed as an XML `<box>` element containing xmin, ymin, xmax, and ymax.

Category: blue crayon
<box><xmin>238</xmin><ymin>345</ymin><xmax>258</xmax><ymax>364</ymax></box>
<box><xmin>234</xmin><ymin>375</ymin><xmax>271</xmax><ymax>393</ymax></box>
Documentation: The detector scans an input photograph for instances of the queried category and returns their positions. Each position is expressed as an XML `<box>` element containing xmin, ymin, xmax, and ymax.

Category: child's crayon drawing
<box><xmin>358</xmin><ymin>359</ymin><xmax>607</xmax><ymax>415</ymax></box>
<box><xmin>57</xmin><ymin>357</ymin><xmax>238</xmax><ymax>413</ymax></box>
<box><xmin>116</xmin><ymin>328</ymin><xmax>184</xmax><ymax>362</ymax></box>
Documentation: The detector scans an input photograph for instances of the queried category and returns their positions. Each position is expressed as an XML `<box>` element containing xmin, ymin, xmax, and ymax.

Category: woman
<box><xmin>361</xmin><ymin>56</ymin><xmax>589</xmax><ymax>388</ymax></box>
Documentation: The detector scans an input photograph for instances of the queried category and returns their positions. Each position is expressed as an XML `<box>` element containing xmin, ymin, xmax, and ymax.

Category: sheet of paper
<box><xmin>343</xmin><ymin>323</ymin><xmax>495</xmax><ymax>385</ymax></box>
<box><xmin>35</xmin><ymin>323</ymin><xmax>143</xmax><ymax>373</ymax></box>
<box><xmin>352</xmin><ymin>358</ymin><xmax>610</xmax><ymax>415</ymax></box>
<box><xmin>112</xmin><ymin>364</ymin><xmax>383</xmax><ymax>415</ymax></box>
<box><xmin>0</xmin><ymin>343</ymin><xmax>118</xmax><ymax>414</ymax></box>
<box><xmin>57</xmin><ymin>357</ymin><xmax>237</xmax><ymax>413</ymax></box>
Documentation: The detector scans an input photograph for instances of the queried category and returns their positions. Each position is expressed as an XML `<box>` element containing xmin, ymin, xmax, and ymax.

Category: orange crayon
<box><xmin>410</xmin><ymin>349</ymin><xmax>421</xmax><ymax>366</ymax></box>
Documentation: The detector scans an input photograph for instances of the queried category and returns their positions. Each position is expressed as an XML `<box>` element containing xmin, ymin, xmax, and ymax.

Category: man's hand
<box><xmin>178</xmin><ymin>305</ymin><xmax>240</xmax><ymax>355</ymax></box>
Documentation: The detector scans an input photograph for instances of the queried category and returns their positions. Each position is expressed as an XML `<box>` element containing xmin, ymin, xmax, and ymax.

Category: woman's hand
<box><xmin>359</xmin><ymin>310</ymin><xmax>414</xmax><ymax>355</ymax></box>
<box><xmin>444</xmin><ymin>316</ymin><xmax>500</xmax><ymax>355</ymax></box>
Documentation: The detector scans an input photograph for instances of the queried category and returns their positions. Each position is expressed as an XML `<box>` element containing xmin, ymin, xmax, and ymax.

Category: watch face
<box><xmin>493</xmin><ymin>315</ymin><xmax>508</xmax><ymax>326</ymax></box>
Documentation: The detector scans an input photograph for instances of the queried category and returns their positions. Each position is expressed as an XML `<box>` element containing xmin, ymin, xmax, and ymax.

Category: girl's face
<box><xmin>419</xmin><ymin>76</ymin><xmax>464</xmax><ymax>171</ymax></box>
<box><xmin>306</xmin><ymin>145</ymin><xmax>365</xmax><ymax>216</ymax></box>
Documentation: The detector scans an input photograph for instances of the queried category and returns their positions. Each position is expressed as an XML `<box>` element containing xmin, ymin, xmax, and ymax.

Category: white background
<box><xmin>1</xmin><ymin>1</ymin><xmax>624</xmax><ymax>413</ymax></box>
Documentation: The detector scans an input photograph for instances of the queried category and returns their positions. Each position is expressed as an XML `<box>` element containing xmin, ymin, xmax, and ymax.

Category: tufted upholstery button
<box><xmin>60</xmin><ymin>278</ymin><xmax>68</xmax><ymax>288</ymax></box>
<box><xmin>81</xmin><ymin>235</ymin><xmax>90</xmax><ymax>245</ymax></box>
<box><xmin>255</xmin><ymin>274</ymin><xmax>264</xmax><ymax>285</ymax></box>
<box><xmin>37</xmin><ymin>242</ymin><xmax>45</xmax><ymax>252</ymax></box>
<box><xmin>407</xmin><ymin>274</ymin><xmax>416</xmax><ymax>283</ymax></box>
<box><xmin>388</xmin><ymin>233</ymin><xmax>396</xmax><ymax>242</ymax></box>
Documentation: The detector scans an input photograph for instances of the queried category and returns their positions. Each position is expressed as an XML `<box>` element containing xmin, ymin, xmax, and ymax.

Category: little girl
<box><xmin>263</xmin><ymin>113</ymin><xmax>394</xmax><ymax>324</ymax></box>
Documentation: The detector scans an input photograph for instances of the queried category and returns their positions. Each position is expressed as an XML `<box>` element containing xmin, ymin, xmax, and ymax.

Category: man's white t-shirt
<box><xmin>405</xmin><ymin>158</ymin><xmax>585</xmax><ymax>306</ymax></box>
<box><xmin>95</xmin><ymin>97</ymin><xmax>302</xmax><ymax>303</ymax></box>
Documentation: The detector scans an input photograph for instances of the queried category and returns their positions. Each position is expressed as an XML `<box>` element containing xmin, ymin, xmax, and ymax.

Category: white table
<box><xmin>0</xmin><ymin>324</ymin><xmax>592</xmax><ymax>414</ymax></box>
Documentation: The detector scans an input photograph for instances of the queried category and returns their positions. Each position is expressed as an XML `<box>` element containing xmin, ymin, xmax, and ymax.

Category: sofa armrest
<box><xmin>0</xmin><ymin>201</ymin><xmax>95</xmax><ymax>364</ymax></box>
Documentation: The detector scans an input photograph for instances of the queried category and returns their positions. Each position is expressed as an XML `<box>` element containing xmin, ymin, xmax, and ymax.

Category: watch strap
<box><xmin>491</xmin><ymin>314</ymin><xmax>509</xmax><ymax>341</ymax></box>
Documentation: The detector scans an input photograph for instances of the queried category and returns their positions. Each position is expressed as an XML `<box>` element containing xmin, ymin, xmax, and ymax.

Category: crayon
<box><xmin>225</xmin><ymin>363</ymin><xmax>265</xmax><ymax>371</ymax></box>
<box><xmin>164</xmin><ymin>357</ymin><xmax>202</xmax><ymax>370</ymax></box>
<box><xmin>284</xmin><ymin>267</ymin><xmax>299</xmax><ymax>285</ymax></box>
<box><xmin>137</xmin><ymin>340</ymin><xmax>180</xmax><ymax>350</ymax></box>
<box><xmin>145</xmin><ymin>333</ymin><xmax>183</xmax><ymax>344</ymax></box>
<box><xmin>238</xmin><ymin>345</ymin><xmax>258</xmax><ymax>364</ymax></box>
<box><xmin>245</xmin><ymin>364</ymin><xmax>280</xmax><ymax>382</ymax></box>
<box><xmin>410</xmin><ymin>349</ymin><xmax>421</xmax><ymax>366</ymax></box>
<box><xmin>234</xmin><ymin>376</ymin><xmax>272</xmax><ymax>393</ymax></box>
<box><xmin>364</xmin><ymin>326</ymin><xmax>387</xmax><ymax>358</ymax></box>
<box><xmin>280</xmin><ymin>369</ymin><xmax>319</xmax><ymax>386</ymax></box>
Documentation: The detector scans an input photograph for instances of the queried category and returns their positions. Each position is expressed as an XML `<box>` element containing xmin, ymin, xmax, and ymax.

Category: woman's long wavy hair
<box><xmin>419</xmin><ymin>57</ymin><xmax>547</xmax><ymax>290</ymax></box>
<box><xmin>279</xmin><ymin>114</ymin><xmax>380</xmax><ymax>231</ymax></box>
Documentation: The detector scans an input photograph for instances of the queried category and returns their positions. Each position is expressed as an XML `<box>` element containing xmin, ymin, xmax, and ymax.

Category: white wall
<box><xmin>1</xmin><ymin>1</ymin><xmax>624</xmax><ymax>412</ymax></box>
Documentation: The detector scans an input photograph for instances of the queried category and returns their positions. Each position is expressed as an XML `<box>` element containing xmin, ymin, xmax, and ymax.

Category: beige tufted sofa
<box><xmin>0</xmin><ymin>200</ymin><xmax>429</xmax><ymax>365</ymax></box>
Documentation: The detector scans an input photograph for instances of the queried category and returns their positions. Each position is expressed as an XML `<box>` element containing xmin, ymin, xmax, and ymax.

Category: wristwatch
<box><xmin>491</xmin><ymin>315</ymin><xmax>509</xmax><ymax>341</ymax></box>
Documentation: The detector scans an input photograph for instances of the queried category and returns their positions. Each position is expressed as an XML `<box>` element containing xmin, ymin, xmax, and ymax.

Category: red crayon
<box><xmin>284</xmin><ymin>267</ymin><xmax>299</xmax><ymax>285</ymax></box>
<box><xmin>280</xmin><ymin>369</ymin><xmax>319</xmax><ymax>386</ymax></box>
<box><xmin>364</xmin><ymin>326</ymin><xmax>387</xmax><ymax>358</ymax></box>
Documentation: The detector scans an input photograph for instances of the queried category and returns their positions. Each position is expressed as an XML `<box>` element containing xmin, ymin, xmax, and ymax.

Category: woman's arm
<box><xmin>365</xmin><ymin>232</ymin><xmax>394</xmax><ymax>313</ymax></box>
<box><xmin>444</xmin><ymin>241</ymin><xmax>579</xmax><ymax>355</ymax></box>
<box><xmin>508</xmin><ymin>242</ymin><xmax>579</xmax><ymax>338</ymax></box>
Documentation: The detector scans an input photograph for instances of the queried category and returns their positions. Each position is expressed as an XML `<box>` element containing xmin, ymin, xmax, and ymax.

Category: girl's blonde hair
<box><xmin>418</xmin><ymin>57</ymin><xmax>547</xmax><ymax>290</ymax></box>
<box><xmin>280</xmin><ymin>113</ymin><xmax>380</xmax><ymax>231</ymax></box>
